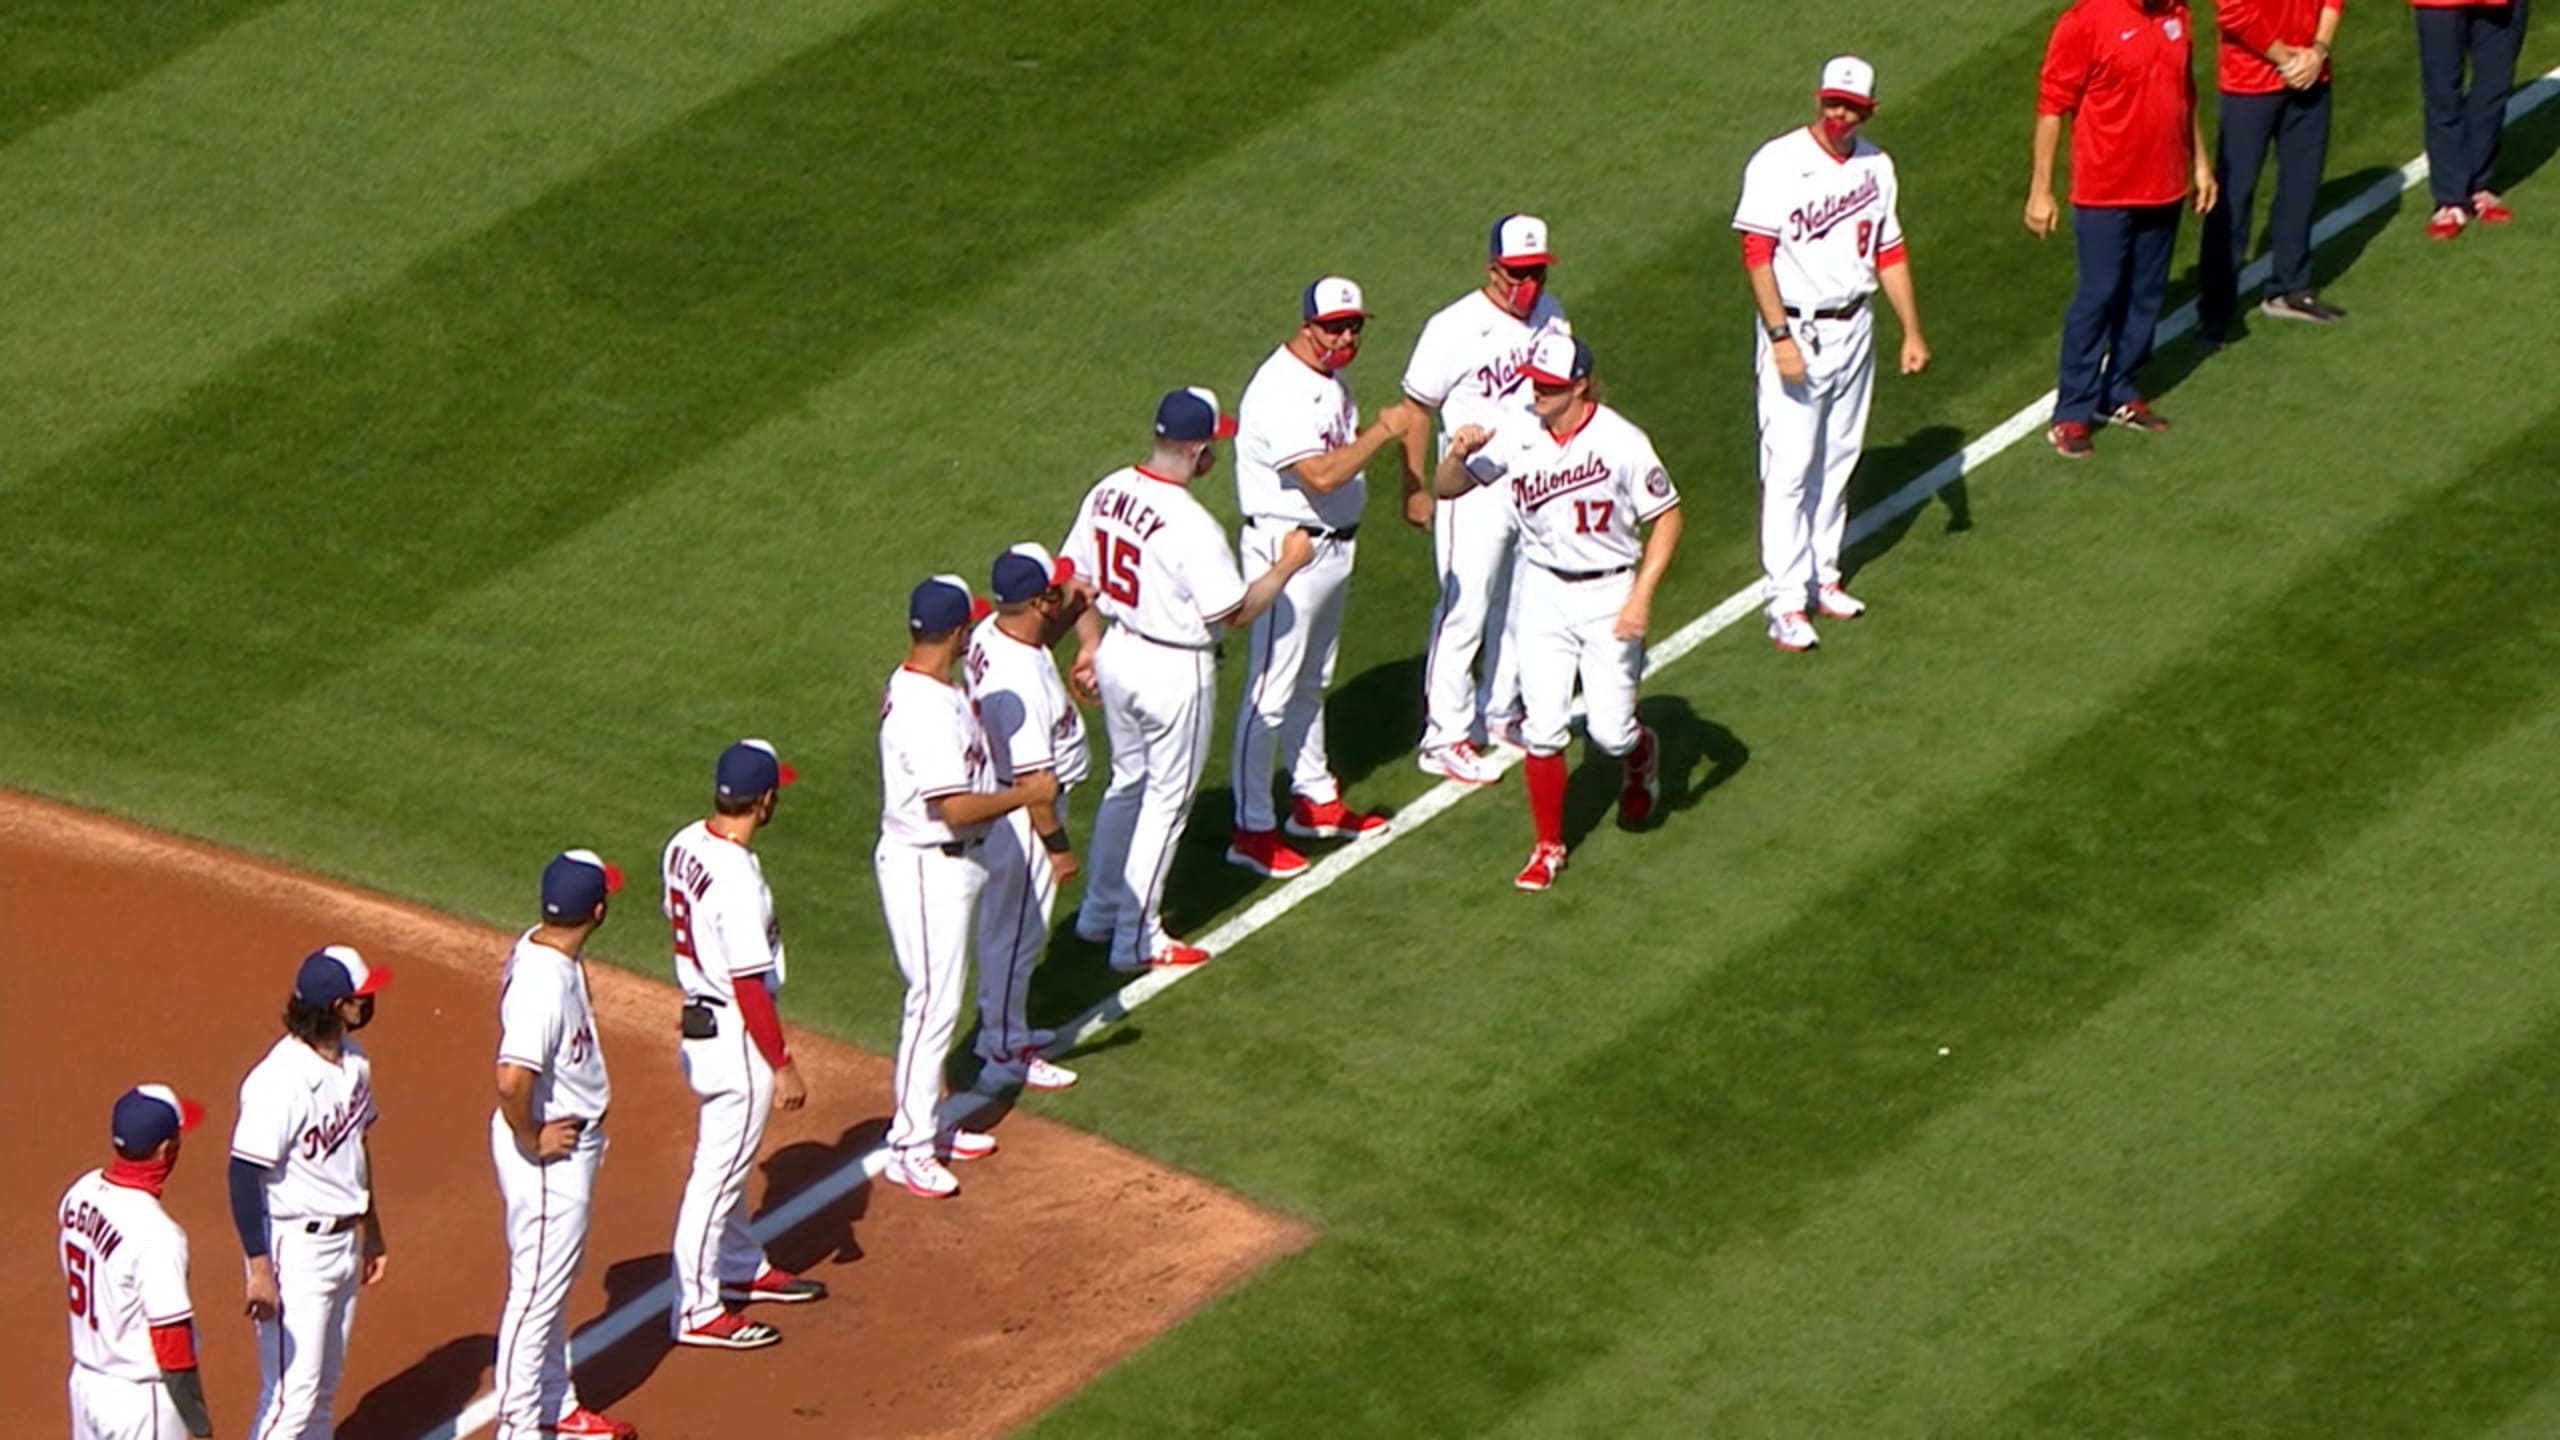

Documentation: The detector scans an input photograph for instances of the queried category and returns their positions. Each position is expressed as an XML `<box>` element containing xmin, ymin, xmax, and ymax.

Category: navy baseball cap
<box><xmin>715</xmin><ymin>737</ymin><xmax>798</xmax><ymax>799</ymax></box>
<box><xmin>295</xmin><ymin>944</ymin><xmax>392</xmax><ymax>1005</ymax></box>
<box><xmin>540</xmin><ymin>848</ymin><xmax>623</xmax><ymax>922</ymax></box>
<box><xmin>1520</xmin><ymin>333</ymin><xmax>1593</xmax><ymax>386</ymax></box>
<box><xmin>111</xmin><ymin>1084</ymin><xmax>205</xmax><ymax>1158</ymax></box>
<box><xmin>991</xmin><ymin>543</ymin><xmax>1074</xmax><ymax>604</ymax></box>
<box><xmin>1490</xmin><ymin>214</ymin><xmax>1554</xmax><ymax>266</ymax></box>
<box><xmin>909</xmin><ymin>573</ymin><xmax>992</xmax><ymax>634</ymax></box>
<box><xmin>1153</xmin><ymin>386</ymin><xmax>1237</xmax><ymax>442</ymax></box>
<box><xmin>1302</xmin><ymin>276</ymin><xmax>1368</xmax><ymax>323</ymax></box>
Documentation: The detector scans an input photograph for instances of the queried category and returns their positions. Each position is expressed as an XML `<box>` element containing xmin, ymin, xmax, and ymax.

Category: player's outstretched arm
<box><xmin>1430</xmin><ymin>426</ymin><xmax>1492</xmax><ymax>498</ymax></box>
<box><xmin>1398</xmin><ymin>400</ymin><xmax>1435</xmax><ymax>527</ymax></box>
<box><xmin>1227</xmin><ymin>528</ymin><xmax>1316</xmax><ymax>627</ymax></box>
<box><xmin>1287</xmin><ymin>402</ymin><xmax>1420</xmax><ymax>493</ymax></box>
<box><xmin>934</xmin><ymin>768</ymin><xmax>1062</xmax><ymax>828</ymax></box>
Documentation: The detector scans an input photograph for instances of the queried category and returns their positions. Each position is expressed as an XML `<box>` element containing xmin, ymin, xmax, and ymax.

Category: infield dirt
<box><xmin>1</xmin><ymin>791</ymin><xmax>1307</xmax><ymax>1439</ymax></box>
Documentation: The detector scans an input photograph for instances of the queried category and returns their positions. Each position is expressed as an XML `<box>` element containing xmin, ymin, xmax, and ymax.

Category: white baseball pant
<box><xmin>1757</xmin><ymin>309</ymin><xmax>1876</xmax><ymax>616</ymax></box>
<box><xmin>489</xmin><ymin>1113</ymin><xmax>604</xmax><ymax>1440</ymax></box>
<box><xmin>880</xmin><ymin>841</ymin><xmax>986</xmax><ymax>1156</ymax></box>
<box><xmin>1082</xmin><ymin>627</ymin><xmax>1216</xmax><ymax>965</ymax></box>
<box><xmin>669</xmin><ymin>1014</ymin><xmax>776</xmax><ymax>1335</ymax></box>
<box><xmin>1421</xmin><ymin>479</ymin><xmax>1525</xmax><ymax>750</ymax></box>
<box><xmin>1517</xmin><ymin>564</ymin><xmax>1645</xmax><ymax>758</ymax></box>
<box><xmin>67</xmin><ymin>1368</ymin><xmax>191</xmax><ymax>1440</ymax></box>
<box><xmin>974</xmin><ymin>795</ymin><xmax>1067</xmax><ymax>1063</ymax></box>
<box><xmin>247</xmin><ymin>1220</ymin><xmax>362</xmax><ymax>1439</ymax></box>
<box><xmin>1232</xmin><ymin>520</ymin><xmax>1354</xmax><ymax>830</ymax></box>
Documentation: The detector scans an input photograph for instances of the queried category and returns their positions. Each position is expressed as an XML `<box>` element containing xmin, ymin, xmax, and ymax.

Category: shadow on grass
<box><xmin>337</xmin><ymin>1333</ymin><xmax>495</xmax><ymax>1440</ymax></box>
<box><xmin>1561</xmin><ymin>694</ymin><xmax>1748</xmax><ymax>850</ymax></box>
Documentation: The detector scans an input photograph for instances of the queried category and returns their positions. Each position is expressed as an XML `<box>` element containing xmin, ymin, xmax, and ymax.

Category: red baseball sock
<box><xmin>1524</xmin><ymin>752</ymin><xmax>1566</xmax><ymax>847</ymax></box>
<box><xmin>1625</xmin><ymin>727</ymin><xmax>1655</xmax><ymax>776</ymax></box>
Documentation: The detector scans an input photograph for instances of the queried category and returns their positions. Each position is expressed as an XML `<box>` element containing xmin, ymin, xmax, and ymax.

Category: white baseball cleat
<box><xmin>1417</xmin><ymin>740</ymin><xmax>1501</xmax><ymax>786</ymax></box>
<box><xmin>887</xmin><ymin>1151</ymin><xmax>959</xmax><ymax>1199</ymax></box>
<box><xmin>978</xmin><ymin>1054</ymin><xmax>1078</xmax><ymax>1093</ymax></box>
<box><xmin>939</xmin><ymin>1128</ymin><xmax>998</xmax><ymax>1161</ymax></box>
<box><xmin>1769</xmin><ymin>611</ymin><xmax>1819</xmax><ymax>652</ymax></box>
<box><xmin>1816</xmin><ymin>584</ymin><xmax>1867</xmax><ymax>619</ymax></box>
<box><xmin>1487</xmin><ymin>714</ymin><xmax>1531</xmax><ymax>753</ymax></box>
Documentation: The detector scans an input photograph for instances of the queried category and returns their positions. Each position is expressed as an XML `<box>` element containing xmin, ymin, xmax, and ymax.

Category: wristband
<box><xmin>1765</xmin><ymin>321</ymin><xmax>1792</xmax><ymax>342</ymax></box>
<box><xmin>1039</xmin><ymin>828</ymin><xmax>1071</xmax><ymax>854</ymax></box>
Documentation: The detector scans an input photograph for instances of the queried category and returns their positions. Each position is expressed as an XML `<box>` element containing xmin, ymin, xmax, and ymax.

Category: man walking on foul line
<box><xmin>2028</xmin><ymin>0</ymin><xmax>2218</xmax><ymax>459</ymax></box>
<box><xmin>1734</xmin><ymin>55</ymin><xmax>1929</xmax><ymax>654</ymax></box>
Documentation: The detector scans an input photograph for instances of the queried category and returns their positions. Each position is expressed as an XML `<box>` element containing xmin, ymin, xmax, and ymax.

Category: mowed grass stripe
<box><xmin>1026</xmin><ymin>382</ymin><xmax>2560</xmax><ymax>1434</ymax></box>
<box><xmin>0</xmin><ymin>0</ymin><xmax>282</xmax><ymax>147</ymax></box>
<box><xmin>1488</xmin><ymin>697</ymin><xmax>2560</xmax><ymax>1440</ymax></box>
<box><xmin>0</xmin><ymin>0</ymin><xmax>902</xmax><ymax>483</ymax></box>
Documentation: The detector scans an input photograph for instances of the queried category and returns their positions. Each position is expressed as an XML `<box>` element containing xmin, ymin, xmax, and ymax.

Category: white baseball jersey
<box><xmin>965</xmin><ymin>616</ymin><xmax>1091</xmax><ymax>789</ymax></box>
<box><xmin>495</xmin><ymin>930</ymin><xmax>610</xmax><ymax>1124</ymax></box>
<box><xmin>1235</xmin><ymin>346</ymin><xmax>1362</xmax><ymax>531</ymax></box>
<box><xmin>1460</xmin><ymin>406</ymin><xmax>1680</xmax><ymax>572</ymax></box>
<box><xmin>1401</xmin><ymin>289</ymin><xmax>1572</xmax><ymax>437</ymax></box>
<box><xmin>231</xmin><ymin>1037</ymin><xmax>378</xmax><ymax>1221</ymax></box>
<box><xmin>878</xmin><ymin>665</ymin><xmax>998</xmax><ymax>846</ymax></box>
<box><xmin>59</xmin><ymin>1172</ymin><xmax>192</xmax><ymax>1381</ymax></box>
<box><xmin>1732</xmin><ymin>128</ymin><xmax>1905</xmax><ymax>311</ymax></box>
<box><xmin>1063</xmin><ymin>466</ymin><xmax>1247</xmax><ymax>648</ymax></box>
<box><xmin>661</xmin><ymin>820</ymin><xmax>786</xmax><ymax>1003</ymax></box>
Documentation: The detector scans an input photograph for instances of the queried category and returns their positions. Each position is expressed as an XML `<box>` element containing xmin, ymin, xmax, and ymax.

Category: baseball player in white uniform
<box><xmin>60</xmin><ymin>1085</ymin><xmax>214</xmax><ymax>1440</ymax></box>
<box><xmin>664</xmin><ymin>739</ymin><xmax>819</xmax><ymax>1351</ymax></box>
<box><xmin>1064</xmin><ymin>387</ymin><xmax>1312</xmax><ymax>971</ymax></box>
<box><xmin>1733</xmin><ymin>55</ymin><xmax>1930</xmax><ymax>652</ymax></box>
<box><xmin>490</xmin><ymin>850</ymin><xmax>637</xmax><ymax>1440</ymax></box>
<box><xmin>228</xmin><ymin>945</ymin><xmax>392</xmax><ymax>1440</ymax></box>
<box><xmin>966</xmin><ymin>544</ymin><xmax>1091</xmax><ymax>1095</ymax></box>
<box><xmin>1434</xmin><ymin>335</ymin><xmax>1683</xmax><ymax>891</ymax></box>
<box><xmin>1402</xmin><ymin>215</ymin><xmax>1574</xmax><ymax>785</ymax></box>
<box><xmin>875</xmin><ymin>574</ymin><xmax>1061</xmax><ymax>1199</ymax></box>
<box><xmin>1225</xmin><ymin>277</ymin><xmax>1417</xmax><ymax>880</ymax></box>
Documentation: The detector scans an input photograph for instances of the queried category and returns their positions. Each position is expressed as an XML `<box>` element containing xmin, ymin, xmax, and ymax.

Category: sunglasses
<box><xmin>1497</xmin><ymin>263</ymin><xmax>1550</xmax><ymax>282</ymax></box>
<box><xmin>1530</xmin><ymin>379</ymin><xmax>1574</xmax><ymax>395</ymax></box>
<box><xmin>1312</xmin><ymin>315</ymin><xmax>1366</xmax><ymax>334</ymax></box>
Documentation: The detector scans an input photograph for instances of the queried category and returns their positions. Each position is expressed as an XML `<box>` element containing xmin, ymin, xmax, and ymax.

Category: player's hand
<box><xmin>1445</xmin><ymin>424</ymin><xmax>1493</xmax><ymax>458</ymax></box>
<box><xmin>1047</xmin><ymin>847</ymin><xmax>1081</xmax><ymax>885</ymax></box>
<box><xmin>1771</xmin><ymin>336</ymin><xmax>1808</xmax><ymax>387</ymax></box>
<box><xmin>1613</xmin><ymin>595</ymin><xmax>1651</xmax><ymax>642</ymax></box>
<box><xmin>2024</xmin><ymin>190</ymin><xmax>2060</xmax><ymax>239</ymax></box>
<box><xmin>1901</xmin><ymin>334</ymin><xmax>1932</xmax><ymax>375</ymax></box>
<box><xmin>1403</xmin><ymin>488</ymin><xmax>1434</xmax><ymax>529</ymax></box>
<box><xmin>361</xmin><ymin>1250</ymin><xmax>390</xmax><ymax>1287</ymax></box>
<box><xmin>243</xmin><ymin>1258</ymin><xmax>279</xmax><ymax>1321</ymax></box>
<box><xmin>1019</xmin><ymin>769</ymin><xmax>1061</xmax><ymax>806</ymax></box>
<box><xmin>773</xmin><ymin>1061</ymin><xmax>808</xmax><ymax>1112</ymax></box>
<box><xmin>1375</xmin><ymin>400</ymin><xmax>1421</xmax><ymax>438</ymax></box>
<box><xmin>2192</xmin><ymin>163</ymin><xmax>2220</xmax><ymax>216</ymax></box>
<box><xmin>1276</xmin><ymin>527</ymin><xmax>1316</xmax><ymax>572</ymax></box>
<box><xmin>530</xmin><ymin>1117</ymin><xmax>582</xmax><ymax>1161</ymax></box>
<box><xmin>1068</xmin><ymin>650</ymin><xmax>1100</xmax><ymax>704</ymax></box>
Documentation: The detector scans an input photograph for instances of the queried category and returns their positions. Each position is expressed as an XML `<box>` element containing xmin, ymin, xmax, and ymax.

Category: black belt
<box><xmin>296</xmin><ymin>1216</ymin><xmax>361</xmax><ymax>1236</ymax></box>
<box><xmin>1539</xmin><ymin>563</ymin><xmax>1634</xmax><ymax>582</ymax></box>
<box><xmin>1127</xmin><ymin>629</ymin><xmax>1218</xmax><ymax>652</ymax></box>
<box><xmin>1785</xmin><ymin>296</ymin><xmax>1866</xmax><ymax>321</ymax></box>
<box><xmin>1255</xmin><ymin>516</ymin><xmax>1359</xmax><ymax>542</ymax></box>
<box><xmin>935</xmin><ymin>838</ymin><xmax>984</xmax><ymax>858</ymax></box>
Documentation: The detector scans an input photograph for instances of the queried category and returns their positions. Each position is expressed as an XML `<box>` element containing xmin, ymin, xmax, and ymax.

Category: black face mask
<box><xmin>344</xmin><ymin>995</ymin><xmax>376</xmax><ymax>1031</ymax></box>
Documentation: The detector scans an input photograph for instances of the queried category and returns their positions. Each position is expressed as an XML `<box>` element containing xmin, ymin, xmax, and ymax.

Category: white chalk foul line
<box><xmin>418</xmin><ymin>69</ymin><xmax>2557</xmax><ymax>1439</ymax></box>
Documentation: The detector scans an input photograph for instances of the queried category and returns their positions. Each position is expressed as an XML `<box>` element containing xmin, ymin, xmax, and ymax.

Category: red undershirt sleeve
<box><xmin>733</xmin><ymin>974</ymin><xmax>791</xmax><ymax>1070</ymax></box>
<box><xmin>150</xmin><ymin>1321</ymin><xmax>198</xmax><ymax>1371</ymax></box>
<box><xmin>1877</xmin><ymin>240</ymin><xmax>1909</xmax><ymax>268</ymax></box>
<box><xmin>1741</xmin><ymin>233</ymin><xmax>1778</xmax><ymax>269</ymax></box>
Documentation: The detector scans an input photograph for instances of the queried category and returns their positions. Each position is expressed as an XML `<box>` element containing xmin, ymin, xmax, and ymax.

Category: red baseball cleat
<box><xmin>2047</xmin><ymin>420</ymin><xmax>2095</xmax><ymax>459</ymax></box>
<box><xmin>1225</xmin><ymin>828</ymin><xmax>1311</xmax><ymax>878</ymax></box>
<box><xmin>1619</xmin><ymin>728</ymin><xmax>1660</xmax><ymax>827</ymax></box>
<box><xmin>544</xmin><ymin>1406</ymin><xmax>639</xmax><ymax>1438</ymax></box>
<box><xmin>1513</xmin><ymin>843</ymin><xmax>1569</xmax><ymax>892</ymax></box>
<box><xmin>674</xmin><ymin>1312</ymin><xmax>782</xmax><ymax>1350</ymax></box>
<box><xmin>2472</xmin><ymin>190</ymin><xmax>2513</xmax><ymax>224</ymax></box>
<box><xmin>2426</xmin><ymin>204</ymin><xmax>2468</xmax><ymax>240</ymax></box>
<box><xmin>2106</xmin><ymin>399</ymin><xmax>2170</xmax><ymax>433</ymax></box>
<box><xmin>1284</xmin><ymin>796</ymin><xmax>1391</xmax><ymax>840</ymax></box>
<box><xmin>721</xmin><ymin>1267</ymin><xmax>827</xmax><ymax>1305</ymax></box>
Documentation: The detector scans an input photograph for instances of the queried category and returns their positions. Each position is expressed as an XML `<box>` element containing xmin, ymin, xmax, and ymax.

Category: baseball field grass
<box><xmin>8</xmin><ymin>0</ymin><xmax>2560</xmax><ymax>1434</ymax></box>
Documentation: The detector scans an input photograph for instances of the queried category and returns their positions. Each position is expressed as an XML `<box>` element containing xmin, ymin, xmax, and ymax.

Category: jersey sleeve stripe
<box><xmin>496</xmin><ymin>1051</ymin><xmax>546</xmax><ymax>1070</ymax></box>
<box><xmin>1635</xmin><ymin>495</ymin><xmax>1680</xmax><ymax>522</ymax></box>
<box><xmin>229</xmin><ymin>1147</ymin><xmax>279</xmax><ymax>1167</ymax></box>
<box><xmin>147</xmin><ymin>1311</ymin><xmax>195</xmax><ymax>1326</ymax></box>
<box><xmin>1732</xmin><ymin>220</ymin><xmax>1782</xmax><ymax>236</ymax></box>
<box><xmin>1271</xmin><ymin>446</ymin><xmax>1327</xmax><ymax>471</ymax></box>
<box><xmin>916</xmin><ymin>783</ymin><xmax>972</xmax><ymax>800</ymax></box>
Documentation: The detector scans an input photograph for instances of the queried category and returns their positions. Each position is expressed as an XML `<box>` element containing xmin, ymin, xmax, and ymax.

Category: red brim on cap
<box><xmin>1818</xmin><ymin>88</ymin><xmax>1875</xmax><ymax>107</ymax></box>
<box><xmin>970</xmin><ymin>596</ymin><xmax>994</xmax><ymax>622</ymax></box>
<box><xmin>601</xmin><ymin>861</ymin><xmax>625</xmax><ymax>894</ymax></box>
<box><xmin>1521</xmin><ymin>365</ymin><xmax>1575</xmax><ymax>386</ymax></box>
<box><xmin>353</xmin><ymin>965</ymin><xmax>394</xmax><ymax>996</ymax></box>
<box><xmin>1213</xmin><ymin>414</ymin><xmax>1239</xmax><ymax>438</ymax></box>
<box><xmin>1046</xmin><ymin>557</ymin><xmax>1075</xmax><ymax>587</ymax></box>
<box><xmin>177</xmin><ymin>1098</ymin><xmax>206</xmax><ymax>1132</ymax></box>
<box><xmin>776</xmin><ymin>762</ymin><xmax>800</xmax><ymax>786</ymax></box>
<box><xmin>1309</xmin><ymin>308</ymin><xmax>1366</xmax><ymax>324</ymax></box>
<box><xmin>1498</xmin><ymin>251</ymin><xmax>1554</xmax><ymax>266</ymax></box>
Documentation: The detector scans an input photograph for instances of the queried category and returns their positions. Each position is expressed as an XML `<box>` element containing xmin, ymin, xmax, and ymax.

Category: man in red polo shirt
<box><xmin>2027</xmin><ymin>0</ymin><xmax>2219</xmax><ymax>459</ymax></box>
<box><xmin>2411</xmin><ymin>0</ymin><xmax>2529</xmax><ymax>238</ymax></box>
<box><xmin>2198</xmin><ymin>0</ymin><xmax>2349</xmax><ymax>344</ymax></box>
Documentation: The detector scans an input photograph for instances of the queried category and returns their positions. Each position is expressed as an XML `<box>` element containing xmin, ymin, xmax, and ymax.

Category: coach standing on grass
<box><xmin>2028</xmin><ymin>0</ymin><xmax>2219</xmax><ymax>460</ymax></box>
<box><xmin>2198</xmin><ymin>0</ymin><xmax>2349</xmax><ymax>345</ymax></box>
<box><xmin>2413</xmin><ymin>0</ymin><xmax>2529</xmax><ymax>239</ymax></box>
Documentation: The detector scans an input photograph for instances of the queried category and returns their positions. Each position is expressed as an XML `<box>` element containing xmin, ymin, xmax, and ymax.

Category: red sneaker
<box><xmin>1111</xmin><ymin>943</ymin><xmax>1210</xmax><ymax>974</ymax></box>
<box><xmin>2106</xmin><ymin>399</ymin><xmax>2170</xmax><ymax>433</ymax></box>
<box><xmin>1513</xmin><ymin>843</ymin><xmax>1569</xmax><ymax>892</ymax></box>
<box><xmin>545</xmin><ymin>1407</ymin><xmax>639</xmax><ymax>1438</ymax></box>
<box><xmin>674</xmin><ymin>1311</ymin><xmax>781</xmax><ymax>1350</ymax></box>
<box><xmin>2472</xmin><ymin>190</ymin><xmax>2513</xmax><ymax>224</ymax></box>
<box><xmin>1284</xmin><ymin>796</ymin><xmax>1391</xmax><ymax>841</ymax></box>
<box><xmin>2047</xmin><ymin>420</ymin><xmax>2095</xmax><ymax>459</ymax></box>
<box><xmin>1619</xmin><ymin>728</ymin><xmax>1660</xmax><ymax>827</ymax></box>
<box><xmin>1224</xmin><ymin>828</ymin><xmax>1311</xmax><ymax>878</ymax></box>
<box><xmin>721</xmin><ymin>1267</ymin><xmax>827</xmax><ymax>1305</ymax></box>
<box><xmin>2426</xmin><ymin>204</ymin><xmax>2468</xmax><ymax>240</ymax></box>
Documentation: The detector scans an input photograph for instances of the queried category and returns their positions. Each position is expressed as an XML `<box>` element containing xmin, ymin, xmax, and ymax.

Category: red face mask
<box><xmin>106</xmin><ymin>1154</ymin><xmax>177</xmax><ymax>1197</ymax></box>
<box><xmin>1820</xmin><ymin>115</ymin><xmax>1860</xmax><ymax>146</ymax></box>
<box><xmin>1313</xmin><ymin>336</ymin><xmax>1360</xmax><ymax>371</ymax></box>
<box><xmin>1503</xmin><ymin>276</ymin><xmax>1544</xmax><ymax>316</ymax></box>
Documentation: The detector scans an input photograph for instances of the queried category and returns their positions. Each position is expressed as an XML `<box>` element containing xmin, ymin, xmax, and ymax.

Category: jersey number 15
<box><xmin>1093</xmin><ymin>531</ymin><xmax>1143</xmax><ymax>605</ymax></box>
